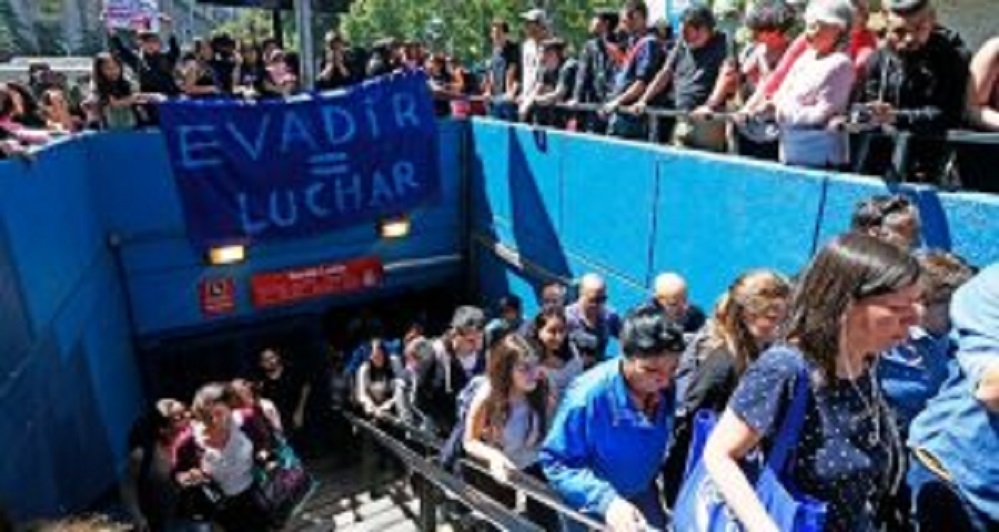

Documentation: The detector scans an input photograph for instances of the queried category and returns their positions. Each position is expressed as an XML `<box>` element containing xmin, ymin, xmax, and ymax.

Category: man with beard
<box><xmin>854</xmin><ymin>0</ymin><xmax>970</xmax><ymax>184</ymax></box>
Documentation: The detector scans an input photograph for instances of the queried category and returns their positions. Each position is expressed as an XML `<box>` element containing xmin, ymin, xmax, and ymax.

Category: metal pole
<box><xmin>295</xmin><ymin>0</ymin><xmax>315</xmax><ymax>90</ymax></box>
<box><xmin>272</xmin><ymin>9</ymin><xmax>283</xmax><ymax>48</ymax></box>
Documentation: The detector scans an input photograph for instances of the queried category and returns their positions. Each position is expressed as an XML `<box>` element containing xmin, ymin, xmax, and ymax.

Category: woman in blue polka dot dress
<box><xmin>702</xmin><ymin>233</ymin><xmax>921</xmax><ymax>531</ymax></box>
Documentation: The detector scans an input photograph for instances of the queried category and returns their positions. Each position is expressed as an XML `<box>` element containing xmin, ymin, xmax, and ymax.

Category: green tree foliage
<box><xmin>341</xmin><ymin>0</ymin><xmax>618</xmax><ymax>65</ymax></box>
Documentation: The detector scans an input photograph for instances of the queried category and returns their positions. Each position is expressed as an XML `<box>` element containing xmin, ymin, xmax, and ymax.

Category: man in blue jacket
<box><xmin>540</xmin><ymin>306</ymin><xmax>686</xmax><ymax>531</ymax></box>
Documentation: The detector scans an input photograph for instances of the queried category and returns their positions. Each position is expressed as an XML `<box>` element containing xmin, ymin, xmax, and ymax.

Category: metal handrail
<box><xmin>345</xmin><ymin>412</ymin><xmax>544</xmax><ymax>532</ymax></box>
<box><xmin>458</xmin><ymin>457</ymin><xmax>610</xmax><ymax>531</ymax></box>
<box><xmin>370</xmin><ymin>413</ymin><xmax>611</xmax><ymax>531</ymax></box>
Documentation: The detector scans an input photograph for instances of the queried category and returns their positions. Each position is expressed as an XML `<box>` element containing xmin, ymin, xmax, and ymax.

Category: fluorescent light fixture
<box><xmin>207</xmin><ymin>245</ymin><xmax>246</xmax><ymax>265</ymax></box>
<box><xmin>379</xmin><ymin>216</ymin><xmax>411</xmax><ymax>239</ymax></box>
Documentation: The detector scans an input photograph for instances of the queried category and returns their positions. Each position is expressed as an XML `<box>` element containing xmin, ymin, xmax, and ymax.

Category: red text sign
<box><xmin>251</xmin><ymin>257</ymin><xmax>384</xmax><ymax>308</ymax></box>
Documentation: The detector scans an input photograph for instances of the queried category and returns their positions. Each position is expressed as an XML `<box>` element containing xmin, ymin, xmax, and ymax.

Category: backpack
<box><xmin>438</xmin><ymin>375</ymin><xmax>488</xmax><ymax>473</ymax></box>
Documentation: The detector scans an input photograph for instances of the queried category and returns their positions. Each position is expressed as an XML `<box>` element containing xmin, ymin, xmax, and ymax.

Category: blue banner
<box><xmin>158</xmin><ymin>71</ymin><xmax>440</xmax><ymax>247</ymax></box>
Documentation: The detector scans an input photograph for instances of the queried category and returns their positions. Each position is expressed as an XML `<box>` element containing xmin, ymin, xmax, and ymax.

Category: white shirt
<box><xmin>194</xmin><ymin>415</ymin><xmax>255</xmax><ymax>496</ymax></box>
<box><xmin>521</xmin><ymin>38</ymin><xmax>541</xmax><ymax>96</ymax></box>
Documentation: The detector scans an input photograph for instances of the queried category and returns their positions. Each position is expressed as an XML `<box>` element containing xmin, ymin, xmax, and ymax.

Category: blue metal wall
<box><xmin>0</xmin><ymin>140</ymin><xmax>141</xmax><ymax>519</ymax></box>
<box><xmin>468</xmin><ymin>119</ymin><xmax>999</xmax><ymax>320</ymax></box>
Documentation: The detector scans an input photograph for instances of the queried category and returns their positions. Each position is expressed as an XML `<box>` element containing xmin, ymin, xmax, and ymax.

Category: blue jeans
<box><xmin>488</xmin><ymin>98</ymin><xmax>518</xmax><ymax>122</ymax></box>
<box><xmin>907</xmin><ymin>452</ymin><xmax>997</xmax><ymax>531</ymax></box>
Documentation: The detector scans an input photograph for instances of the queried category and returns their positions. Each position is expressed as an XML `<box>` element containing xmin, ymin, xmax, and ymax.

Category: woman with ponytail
<box><xmin>663</xmin><ymin>269</ymin><xmax>791</xmax><ymax>504</ymax></box>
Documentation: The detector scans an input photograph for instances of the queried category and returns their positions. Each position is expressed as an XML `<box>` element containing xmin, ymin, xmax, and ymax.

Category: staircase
<box><xmin>281</xmin><ymin>459</ymin><xmax>432</xmax><ymax>532</ymax></box>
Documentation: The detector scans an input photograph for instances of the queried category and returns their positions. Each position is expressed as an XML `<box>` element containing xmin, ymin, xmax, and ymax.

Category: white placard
<box><xmin>103</xmin><ymin>0</ymin><xmax>160</xmax><ymax>32</ymax></box>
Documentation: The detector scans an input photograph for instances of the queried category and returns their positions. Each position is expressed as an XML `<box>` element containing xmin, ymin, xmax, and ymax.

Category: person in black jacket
<box><xmin>415</xmin><ymin>306</ymin><xmax>486</xmax><ymax>436</ymax></box>
<box><xmin>854</xmin><ymin>0</ymin><xmax>970</xmax><ymax>184</ymax></box>
<box><xmin>661</xmin><ymin>269</ymin><xmax>790</xmax><ymax>505</ymax></box>
<box><xmin>569</xmin><ymin>9</ymin><xmax>620</xmax><ymax>132</ymax></box>
<box><xmin>108</xmin><ymin>16</ymin><xmax>181</xmax><ymax>98</ymax></box>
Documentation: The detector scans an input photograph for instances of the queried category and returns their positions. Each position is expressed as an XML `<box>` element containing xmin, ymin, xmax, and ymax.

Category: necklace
<box><xmin>844</xmin><ymin>357</ymin><xmax>882</xmax><ymax>447</ymax></box>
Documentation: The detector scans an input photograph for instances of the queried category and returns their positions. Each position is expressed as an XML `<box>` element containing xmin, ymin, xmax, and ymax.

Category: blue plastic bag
<box><xmin>673</xmin><ymin>365</ymin><xmax>827</xmax><ymax>531</ymax></box>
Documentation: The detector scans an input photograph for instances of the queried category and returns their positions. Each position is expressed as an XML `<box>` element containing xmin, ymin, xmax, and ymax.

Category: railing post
<box><xmin>417</xmin><ymin>474</ymin><xmax>438</xmax><ymax>531</ymax></box>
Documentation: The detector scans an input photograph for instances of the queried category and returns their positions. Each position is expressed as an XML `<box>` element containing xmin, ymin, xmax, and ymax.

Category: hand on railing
<box><xmin>605</xmin><ymin>497</ymin><xmax>648</xmax><ymax>532</ymax></box>
<box><xmin>489</xmin><ymin>455</ymin><xmax>516</xmax><ymax>483</ymax></box>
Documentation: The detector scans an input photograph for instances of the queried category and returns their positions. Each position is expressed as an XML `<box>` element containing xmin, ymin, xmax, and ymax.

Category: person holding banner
<box><xmin>108</xmin><ymin>13</ymin><xmax>179</xmax><ymax>125</ymax></box>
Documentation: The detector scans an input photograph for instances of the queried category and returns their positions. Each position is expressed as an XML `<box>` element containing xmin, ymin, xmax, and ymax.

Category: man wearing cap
<box><xmin>541</xmin><ymin>306</ymin><xmax>686</xmax><ymax>531</ymax></box>
<box><xmin>854</xmin><ymin>0</ymin><xmax>970</xmax><ymax>183</ymax></box>
<box><xmin>602</xmin><ymin>0</ymin><xmax>665</xmax><ymax>140</ymax></box>
<box><xmin>519</xmin><ymin>9</ymin><xmax>549</xmax><ymax>105</ymax></box>
<box><xmin>414</xmin><ymin>306</ymin><xmax>487</xmax><ymax>435</ymax></box>
<box><xmin>569</xmin><ymin>9</ymin><xmax>621</xmax><ymax>132</ymax></box>
<box><xmin>108</xmin><ymin>15</ymin><xmax>181</xmax><ymax>100</ymax></box>
<box><xmin>519</xmin><ymin>38</ymin><xmax>579</xmax><ymax>126</ymax></box>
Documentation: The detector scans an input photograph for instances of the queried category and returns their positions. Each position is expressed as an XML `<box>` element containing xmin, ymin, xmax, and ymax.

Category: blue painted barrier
<box><xmin>468</xmin><ymin>119</ymin><xmax>999</xmax><ymax>322</ymax></box>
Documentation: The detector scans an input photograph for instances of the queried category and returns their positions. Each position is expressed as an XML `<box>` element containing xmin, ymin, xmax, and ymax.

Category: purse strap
<box><xmin>765</xmin><ymin>360</ymin><xmax>811</xmax><ymax>474</ymax></box>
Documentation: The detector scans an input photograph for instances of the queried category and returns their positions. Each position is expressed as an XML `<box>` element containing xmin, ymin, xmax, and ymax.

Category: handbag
<box><xmin>255</xmin><ymin>463</ymin><xmax>314</xmax><ymax>527</ymax></box>
<box><xmin>175</xmin><ymin>480</ymin><xmax>226</xmax><ymax>521</ymax></box>
<box><xmin>673</xmin><ymin>364</ymin><xmax>827</xmax><ymax>531</ymax></box>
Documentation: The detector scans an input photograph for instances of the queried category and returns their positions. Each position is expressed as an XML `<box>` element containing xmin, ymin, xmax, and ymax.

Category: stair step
<box><xmin>380</xmin><ymin>520</ymin><xmax>419</xmax><ymax>532</ymax></box>
<box><xmin>355</xmin><ymin>496</ymin><xmax>399</xmax><ymax>519</ymax></box>
<box><xmin>348</xmin><ymin>507</ymin><xmax>410</xmax><ymax>532</ymax></box>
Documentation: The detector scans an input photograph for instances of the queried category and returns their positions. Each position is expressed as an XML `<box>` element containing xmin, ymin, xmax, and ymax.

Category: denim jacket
<box><xmin>909</xmin><ymin>264</ymin><xmax>999</xmax><ymax>520</ymax></box>
<box><xmin>539</xmin><ymin>359</ymin><xmax>674</xmax><ymax>525</ymax></box>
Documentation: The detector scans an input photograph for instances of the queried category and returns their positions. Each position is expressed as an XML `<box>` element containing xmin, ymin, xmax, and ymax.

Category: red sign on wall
<box><xmin>199</xmin><ymin>277</ymin><xmax>236</xmax><ymax>316</ymax></box>
<box><xmin>251</xmin><ymin>257</ymin><xmax>384</xmax><ymax>309</ymax></box>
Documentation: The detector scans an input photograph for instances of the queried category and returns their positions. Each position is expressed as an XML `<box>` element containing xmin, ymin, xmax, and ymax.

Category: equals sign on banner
<box><xmin>308</xmin><ymin>153</ymin><xmax>350</xmax><ymax>176</ymax></box>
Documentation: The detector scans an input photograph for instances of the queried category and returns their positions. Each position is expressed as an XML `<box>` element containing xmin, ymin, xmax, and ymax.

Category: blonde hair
<box><xmin>703</xmin><ymin>270</ymin><xmax>791</xmax><ymax>374</ymax></box>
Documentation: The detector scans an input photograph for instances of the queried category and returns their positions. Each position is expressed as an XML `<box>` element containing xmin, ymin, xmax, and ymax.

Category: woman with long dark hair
<box><xmin>463</xmin><ymin>333</ymin><xmax>558</xmax><ymax>530</ymax></box>
<box><xmin>92</xmin><ymin>52</ymin><xmax>145</xmax><ymax>130</ymax></box>
<box><xmin>703</xmin><ymin>233</ymin><xmax>921</xmax><ymax>531</ymax></box>
<box><xmin>355</xmin><ymin>338</ymin><xmax>403</xmax><ymax>419</ymax></box>
<box><xmin>530</xmin><ymin>308</ymin><xmax>584</xmax><ymax>403</ymax></box>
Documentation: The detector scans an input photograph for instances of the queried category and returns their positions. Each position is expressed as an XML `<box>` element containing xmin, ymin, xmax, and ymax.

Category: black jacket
<box><xmin>414</xmin><ymin>340</ymin><xmax>484</xmax><ymax>436</ymax></box>
<box><xmin>861</xmin><ymin>27</ymin><xmax>970</xmax><ymax>134</ymax></box>
<box><xmin>573</xmin><ymin>37</ymin><xmax>617</xmax><ymax>104</ymax></box>
<box><xmin>110</xmin><ymin>35</ymin><xmax>182</xmax><ymax>96</ymax></box>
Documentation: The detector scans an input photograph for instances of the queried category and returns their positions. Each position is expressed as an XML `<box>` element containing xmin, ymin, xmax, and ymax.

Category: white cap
<box><xmin>520</xmin><ymin>8</ymin><xmax>547</xmax><ymax>24</ymax></box>
<box><xmin>805</xmin><ymin>0</ymin><xmax>855</xmax><ymax>28</ymax></box>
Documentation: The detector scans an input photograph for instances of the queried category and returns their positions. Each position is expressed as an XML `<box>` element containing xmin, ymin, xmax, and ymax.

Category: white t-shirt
<box><xmin>195</xmin><ymin>415</ymin><xmax>255</xmax><ymax>496</ymax></box>
<box><xmin>521</xmin><ymin>38</ymin><xmax>541</xmax><ymax>96</ymax></box>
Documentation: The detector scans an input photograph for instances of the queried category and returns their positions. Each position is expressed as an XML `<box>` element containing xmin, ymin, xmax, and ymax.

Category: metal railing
<box><xmin>345</xmin><ymin>412</ymin><xmax>544</xmax><ymax>532</ymax></box>
<box><xmin>350</xmin><ymin>411</ymin><xmax>611</xmax><ymax>531</ymax></box>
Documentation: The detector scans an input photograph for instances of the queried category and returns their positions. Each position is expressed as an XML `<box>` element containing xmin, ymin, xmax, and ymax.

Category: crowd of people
<box><xmin>310</xmin><ymin>190</ymin><xmax>999</xmax><ymax>532</ymax></box>
<box><xmin>120</xmin><ymin>349</ymin><xmax>313</xmax><ymax>532</ymax></box>
<box><xmin>17</xmin><ymin>191</ymin><xmax>992</xmax><ymax>532</ymax></box>
<box><xmin>0</xmin><ymin>0</ymin><xmax>996</xmax><ymax>190</ymax></box>
<box><xmin>473</xmin><ymin>0</ymin><xmax>999</xmax><ymax>189</ymax></box>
